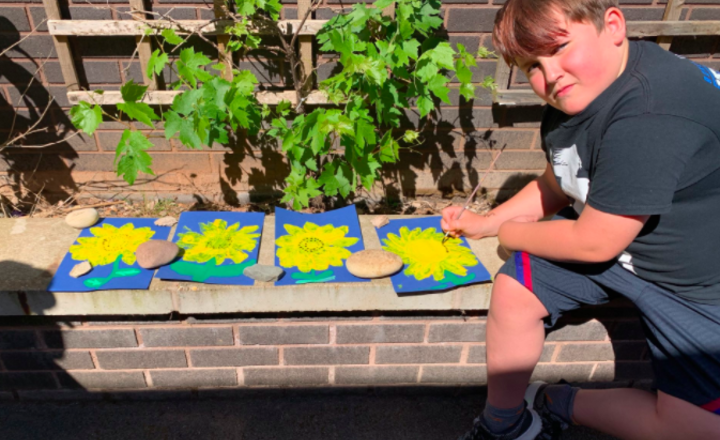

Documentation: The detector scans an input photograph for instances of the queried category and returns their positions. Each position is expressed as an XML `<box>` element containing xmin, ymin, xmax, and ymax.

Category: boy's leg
<box><xmin>486</xmin><ymin>273</ymin><xmax>549</xmax><ymax>409</ymax></box>
<box><xmin>573</xmin><ymin>389</ymin><xmax>720</xmax><ymax>439</ymax></box>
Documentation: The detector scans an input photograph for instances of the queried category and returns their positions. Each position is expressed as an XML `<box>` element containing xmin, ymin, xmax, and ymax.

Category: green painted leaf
<box><xmin>114</xmin><ymin>268</ymin><xmax>142</xmax><ymax>277</ymax></box>
<box><xmin>161</xmin><ymin>28</ymin><xmax>183</xmax><ymax>45</ymax></box>
<box><xmin>117</xmin><ymin>102</ymin><xmax>159</xmax><ymax>128</ymax></box>
<box><xmin>69</xmin><ymin>101</ymin><xmax>102</xmax><ymax>135</ymax></box>
<box><xmin>120</xmin><ymin>80</ymin><xmax>147</xmax><ymax>103</ymax></box>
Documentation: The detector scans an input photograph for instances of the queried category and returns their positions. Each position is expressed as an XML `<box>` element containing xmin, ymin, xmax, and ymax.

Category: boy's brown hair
<box><xmin>492</xmin><ymin>0</ymin><xmax>620</xmax><ymax>65</ymax></box>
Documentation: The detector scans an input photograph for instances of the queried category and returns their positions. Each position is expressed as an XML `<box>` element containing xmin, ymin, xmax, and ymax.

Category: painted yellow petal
<box><xmin>303</xmin><ymin>222</ymin><xmax>319</xmax><ymax>232</ymax></box>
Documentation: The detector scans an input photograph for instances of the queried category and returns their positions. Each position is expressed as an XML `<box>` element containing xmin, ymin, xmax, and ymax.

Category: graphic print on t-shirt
<box><xmin>551</xmin><ymin>144</ymin><xmax>590</xmax><ymax>213</ymax></box>
<box><xmin>693</xmin><ymin>63</ymin><xmax>720</xmax><ymax>90</ymax></box>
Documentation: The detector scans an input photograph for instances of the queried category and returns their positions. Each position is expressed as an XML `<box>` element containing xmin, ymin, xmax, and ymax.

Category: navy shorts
<box><xmin>498</xmin><ymin>249</ymin><xmax>720</xmax><ymax>415</ymax></box>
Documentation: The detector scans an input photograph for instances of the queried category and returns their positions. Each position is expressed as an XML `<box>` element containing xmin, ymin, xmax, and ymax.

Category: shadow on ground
<box><xmin>0</xmin><ymin>387</ymin><xmax>618</xmax><ymax>440</ymax></box>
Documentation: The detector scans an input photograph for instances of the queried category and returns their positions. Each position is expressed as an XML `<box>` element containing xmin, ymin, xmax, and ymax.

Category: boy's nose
<box><xmin>543</xmin><ymin>60</ymin><xmax>564</xmax><ymax>83</ymax></box>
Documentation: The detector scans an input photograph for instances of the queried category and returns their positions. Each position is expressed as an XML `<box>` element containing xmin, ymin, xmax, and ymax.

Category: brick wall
<box><xmin>0</xmin><ymin>313</ymin><xmax>653</xmax><ymax>399</ymax></box>
<box><xmin>1</xmin><ymin>0</ymin><xmax>719</xmax><ymax>205</ymax></box>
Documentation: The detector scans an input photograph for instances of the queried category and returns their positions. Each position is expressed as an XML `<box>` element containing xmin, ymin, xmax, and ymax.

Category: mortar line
<box><xmin>459</xmin><ymin>344</ymin><xmax>470</xmax><ymax>364</ymax></box>
<box><xmin>236</xmin><ymin>367</ymin><xmax>244</xmax><ymax>386</ymax></box>
<box><xmin>328</xmin><ymin>366</ymin><xmax>335</xmax><ymax>385</ymax></box>
<box><xmin>143</xmin><ymin>370</ymin><xmax>153</xmax><ymax>387</ymax></box>
<box><xmin>89</xmin><ymin>349</ymin><xmax>101</xmax><ymax>369</ymax></box>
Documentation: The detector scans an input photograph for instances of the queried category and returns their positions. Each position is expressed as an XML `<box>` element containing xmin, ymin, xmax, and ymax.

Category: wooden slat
<box><xmin>626</xmin><ymin>20</ymin><xmax>720</xmax><ymax>37</ymax></box>
<box><xmin>42</xmin><ymin>0</ymin><xmax>80</xmax><ymax>91</ymax></box>
<box><xmin>67</xmin><ymin>90</ymin><xmax>330</xmax><ymax>106</ymax></box>
<box><xmin>214</xmin><ymin>0</ymin><xmax>233</xmax><ymax>82</ymax></box>
<box><xmin>657</xmin><ymin>0</ymin><xmax>685</xmax><ymax>50</ymax></box>
<box><xmin>129</xmin><ymin>0</ymin><xmax>157</xmax><ymax>90</ymax></box>
<box><xmin>47</xmin><ymin>19</ymin><xmax>328</xmax><ymax>36</ymax></box>
<box><xmin>494</xmin><ymin>89</ymin><xmax>544</xmax><ymax>106</ymax></box>
<box><xmin>298</xmin><ymin>0</ymin><xmax>314</xmax><ymax>92</ymax></box>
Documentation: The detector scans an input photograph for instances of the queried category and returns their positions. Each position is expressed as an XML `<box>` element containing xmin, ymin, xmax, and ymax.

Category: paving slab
<box><xmin>0</xmin><ymin>216</ymin><xmax>506</xmax><ymax>316</ymax></box>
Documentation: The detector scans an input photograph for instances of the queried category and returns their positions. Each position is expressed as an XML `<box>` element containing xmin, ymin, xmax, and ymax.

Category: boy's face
<box><xmin>515</xmin><ymin>9</ymin><xmax>629</xmax><ymax>115</ymax></box>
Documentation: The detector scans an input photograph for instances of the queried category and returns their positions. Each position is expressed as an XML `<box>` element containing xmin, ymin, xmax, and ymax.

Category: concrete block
<box><xmin>530</xmin><ymin>363</ymin><xmax>595</xmax><ymax>383</ymax></box>
<box><xmin>238</xmin><ymin>325</ymin><xmax>328</xmax><ymax>345</ymax></box>
<box><xmin>428</xmin><ymin>323</ymin><xmax>486</xmax><ymax>342</ymax></box>
<box><xmin>0</xmin><ymin>372</ymin><xmax>57</xmax><ymax>390</ymax></box>
<box><xmin>420</xmin><ymin>366</ymin><xmax>488</xmax><ymax>384</ymax></box>
<box><xmin>690</xmin><ymin>8</ymin><xmax>720</xmax><ymax>20</ymax></box>
<box><xmin>0</xmin><ymin>35</ymin><xmax>55</xmax><ymax>58</ymax></box>
<box><xmin>154</xmin><ymin>7</ymin><xmax>197</xmax><ymax>19</ymax></box>
<box><xmin>463</xmin><ymin>130</ymin><xmax>537</xmax><ymax>151</ymax></box>
<box><xmin>284</xmin><ymin>346</ymin><xmax>369</xmax><ymax>365</ymax></box>
<box><xmin>556</xmin><ymin>343</ymin><xmax>615</xmax><ymax>362</ymax></box>
<box><xmin>190</xmin><ymin>348</ymin><xmax>278</xmax><ymax>367</ymax></box>
<box><xmin>97</xmin><ymin>131</ymin><xmax>171</xmax><ymax>151</ymax></box>
<box><xmin>546</xmin><ymin>320</ymin><xmax>608</xmax><ymax>341</ymax></box>
<box><xmin>140</xmin><ymin>327</ymin><xmax>233</xmax><ymax>347</ymax></box>
<box><xmin>69</xmin><ymin>6</ymin><xmax>113</xmax><ymax>20</ymax></box>
<box><xmin>494</xmin><ymin>151</ymin><xmax>548</xmax><ymax>171</ymax></box>
<box><xmin>151</xmin><ymin>369</ymin><xmax>237</xmax><ymax>388</ymax></box>
<box><xmin>43</xmin><ymin>329</ymin><xmax>138</xmax><ymax>349</ymax></box>
<box><xmin>446</xmin><ymin>8</ymin><xmax>499</xmax><ymax>33</ymax></box>
<box><xmin>0</xmin><ymin>7</ymin><xmax>31</xmax><ymax>32</ymax></box>
<box><xmin>613</xmin><ymin>341</ymin><xmax>648</xmax><ymax>361</ymax></box>
<box><xmin>57</xmin><ymin>371</ymin><xmax>146</xmax><ymax>389</ymax></box>
<box><xmin>375</xmin><ymin>346</ymin><xmax>462</xmax><ymax>364</ymax></box>
<box><xmin>1</xmin><ymin>351</ymin><xmax>94</xmax><ymax>370</ymax></box>
<box><xmin>96</xmin><ymin>350</ymin><xmax>187</xmax><ymax>370</ymax></box>
<box><xmin>17</xmin><ymin>390</ymin><xmax>103</xmax><ymax>401</ymax></box>
<box><xmin>283</xmin><ymin>7</ymin><xmax>297</xmax><ymax>19</ymax></box>
<box><xmin>335</xmin><ymin>366</ymin><xmax>419</xmax><ymax>385</ymax></box>
<box><xmin>592</xmin><ymin>362</ymin><xmax>654</xmax><ymax>382</ymax></box>
<box><xmin>244</xmin><ymin>367</ymin><xmax>329</xmax><ymax>386</ymax></box>
<box><xmin>81</xmin><ymin>61</ymin><xmax>122</xmax><ymax>84</ymax></box>
<box><xmin>104</xmin><ymin>390</ymin><xmax>194</xmax><ymax>401</ymax></box>
<box><xmin>540</xmin><ymin>344</ymin><xmax>557</xmax><ymax>362</ymax></box>
<box><xmin>0</xmin><ymin>391</ymin><xmax>14</xmax><ymax>401</ymax></box>
<box><xmin>28</xmin><ymin>7</ymin><xmax>48</xmax><ymax>32</ymax></box>
<box><xmin>336</xmin><ymin>324</ymin><xmax>425</xmax><ymax>344</ymax></box>
<box><xmin>467</xmin><ymin>345</ymin><xmax>486</xmax><ymax>364</ymax></box>
<box><xmin>621</xmin><ymin>7</ymin><xmax>665</xmax><ymax>21</ymax></box>
<box><xmin>0</xmin><ymin>330</ymin><xmax>39</xmax><ymax>349</ymax></box>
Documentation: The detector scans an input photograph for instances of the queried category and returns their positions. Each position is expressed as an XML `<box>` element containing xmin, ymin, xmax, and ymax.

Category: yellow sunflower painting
<box><xmin>70</xmin><ymin>223</ymin><xmax>155</xmax><ymax>266</ymax></box>
<box><xmin>176</xmin><ymin>219</ymin><xmax>260</xmax><ymax>265</ymax></box>
<box><xmin>382</xmin><ymin>226</ymin><xmax>478</xmax><ymax>281</ymax></box>
<box><xmin>276</xmin><ymin>222</ymin><xmax>359</xmax><ymax>273</ymax></box>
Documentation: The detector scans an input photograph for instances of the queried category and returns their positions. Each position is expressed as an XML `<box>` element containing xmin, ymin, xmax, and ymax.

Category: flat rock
<box><xmin>346</xmin><ymin>249</ymin><xmax>403</xmax><ymax>279</ymax></box>
<box><xmin>371</xmin><ymin>215</ymin><xmax>389</xmax><ymax>228</ymax></box>
<box><xmin>243</xmin><ymin>264</ymin><xmax>284</xmax><ymax>282</ymax></box>
<box><xmin>135</xmin><ymin>240</ymin><xmax>179</xmax><ymax>269</ymax></box>
<box><xmin>69</xmin><ymin>261</ymin><xmax>92</xmax><ymax>278</ymax></box>
<box><xmin>65</xmin><ymin>208</ymin><xmax>100</xmax><ymax>229</ymax></box>
<box><xmin>154</xmin><ymin>216</ymin><xmax>178</xmax><ymax>227</ymax></box>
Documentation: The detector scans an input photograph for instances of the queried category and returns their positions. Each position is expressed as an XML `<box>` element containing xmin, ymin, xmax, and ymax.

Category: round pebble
<box><xmin>135</xmin><ymin>240</ymin><xmax>179</xmax><ymax>269</ymax></box>
<box><xmin>346</xmin><ymin>249</ymin><xmax>403</xmax><ymax>279</ymax></box>
<box><xmin>65</xmin><ymin>208</ymin><xmax>100</xmax><ymax>229</ymax></box>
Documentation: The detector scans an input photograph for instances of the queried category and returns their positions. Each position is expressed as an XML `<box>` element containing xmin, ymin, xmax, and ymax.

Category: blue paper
<box><xmin>274</xmin><ymin>205</ymin><xmax>369</xmax><ymax>285</ymax></box>
<box><xmin>155</xmin><ymin>211</ymin><xmax>265</xmax><ymax>285</ymax></box>
<box><xmin>376</xmin><ymin>216</ymin><xmax>491</xmax><ymax>293</ymax></box>
<box><xmin>47</xmin><ymin>218</ymin><xmax>170</xmax><ymax>292</ymax></box>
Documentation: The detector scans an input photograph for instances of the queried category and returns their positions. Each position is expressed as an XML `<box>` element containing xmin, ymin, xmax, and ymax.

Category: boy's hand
<box><xmin>441</xmin><ymin>206</ymin><xmax>500</xmax><ymax>240</ymax></box>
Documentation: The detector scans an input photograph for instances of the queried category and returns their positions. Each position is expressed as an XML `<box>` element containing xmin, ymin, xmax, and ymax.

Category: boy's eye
<box><xmin>526</xmin><ymin>63</ymin><xmax>540</xmax><ymax>72</ymax></box>
<box><xmin>553</xmin><ymin>42</ymin><xmax>569</xmax><ymax>54</ymax></box>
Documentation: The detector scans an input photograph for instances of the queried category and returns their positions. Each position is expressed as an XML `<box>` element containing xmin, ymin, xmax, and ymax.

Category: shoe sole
<box><xmin>512</xmin><ymin>381</ymin><xmax>547</xmax><ymax>440</ymax></box>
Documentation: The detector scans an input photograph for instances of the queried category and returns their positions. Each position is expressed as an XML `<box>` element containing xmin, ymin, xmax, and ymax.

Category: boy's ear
<box><xmin>604</xmin><ymin>7</ymin><xmax>627</xmax><ymax>45</ymax></box>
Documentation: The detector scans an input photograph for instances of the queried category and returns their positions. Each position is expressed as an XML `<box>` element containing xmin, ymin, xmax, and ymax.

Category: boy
<box><xmin>441</xmin><ymin>0</ymin><xmax>720</xmax><ymax>439</ymax></box>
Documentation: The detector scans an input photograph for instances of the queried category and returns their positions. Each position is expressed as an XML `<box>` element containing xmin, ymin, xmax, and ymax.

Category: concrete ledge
<box><xmin>0</xmin><ymin>216</ymin><xmax>506</xmax><ymax>316</ymax></box>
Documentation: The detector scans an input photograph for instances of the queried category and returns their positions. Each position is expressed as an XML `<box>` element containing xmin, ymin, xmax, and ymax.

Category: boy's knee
<box><xmin>491</xmin><ymin>274</ymin><xmax>549</xmax><ymax>320</ymax></box>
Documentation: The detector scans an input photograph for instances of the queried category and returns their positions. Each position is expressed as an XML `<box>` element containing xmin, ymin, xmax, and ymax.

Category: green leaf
<box><xmin>427</xmin><ymin>74</ymin><xmax>450</xmax><ymax>103</ymax></box>
<box><xmin>177</xmin><ymin>48</ymin><xmax>212</xmax><ymax>88</ymax></box>
<box><xmin>403</xmin><ymin>130</ymin><xmax>419</xmax><ymax>144</ymax></box>
<box><xmin>146</xmin><ymin>49</ymin><xmax>168</xmax><ymax>79</ymax></box>
<box><xmin>417</xmin><ymin>94</ymin><xmax>434</xmax><ymax>118</ymax></box>
<box><xmin>70</xmin><ymin>101</ymin><xmax>103</xmax><ymax>135</ymax></box>
<box><xmin>161</xmin><ymin>28</ymin><xmax>184</xmax><ymax>45</ymax></box>
<box><xmin>117</xmin><ymin>102</ymin><xmax>159</xmax><ymax>128</ymax></box>
<box><xmin>428</xmin><ymin>43</ymin><xmax>455</xmax><ymax>69</ymax></box>
<box><xmin>115</xmin><ymin>129</ymin><xmax>154</xmax><ymax>185</ymax></box>
<box><xmin>459</xmin><ymin>82</ymin><xmax>476</xmax><ymax>101</ymax></box>
<box><xmin>379</xmin><ymin>131</ymin><xmax>400</xmax><ymax>163</ymax></box>
<box><xmin>234</xmin><ymin>70</ymin><xmax>259</xmax><ymax>95</ymax></box>
<box><xmin>171</xmin><ymin>89</ymin><xmax>202</xmax><ymax>115</ymax></box>
<box><xmin>120</xmin><ymin>80</ymin><xmax>147</xmax><ymax>103</ymax></box>
<box><xmin>374</xmin><ymin>0</ymin><xmax>394</xmax><ymax>9</ymax></box>
<box><xmin>165</xmin><ymin>111</ymin><xmax>202</xmax><ymax>149</ymax></box>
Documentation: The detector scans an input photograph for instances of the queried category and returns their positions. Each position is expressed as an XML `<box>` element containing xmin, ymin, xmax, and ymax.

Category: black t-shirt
<box><xmin>541</xmin><ymin>40</ymin><xmax>720</xmax><ymax>304</ymax></box>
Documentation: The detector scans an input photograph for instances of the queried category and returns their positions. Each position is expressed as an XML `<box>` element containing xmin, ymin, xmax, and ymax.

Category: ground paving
<box><xmin>0</xmin><ymin>388</ymin><xmax>617</xmax><ymax>439</ymax></box>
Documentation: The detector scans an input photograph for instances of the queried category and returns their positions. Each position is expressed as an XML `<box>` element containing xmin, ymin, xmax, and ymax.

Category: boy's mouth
<box><xmin>554</xmin><ymin>84</ymin><xmax>573</xmax><ymax>99</ymax></box>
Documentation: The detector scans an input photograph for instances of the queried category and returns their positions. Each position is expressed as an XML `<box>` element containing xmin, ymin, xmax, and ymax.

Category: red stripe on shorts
<box><xmin>521</xmin><ymin>252</ymin><xmax>533</xmax><ymax>291</ymax></box>
<box><xmin>701</xmin><ymin>397</ymin><xmax>720</xmax><ymax>414</ymax></box>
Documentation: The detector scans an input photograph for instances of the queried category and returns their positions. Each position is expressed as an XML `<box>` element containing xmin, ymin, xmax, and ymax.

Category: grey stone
<box><xmin>1</xmin><ymin>351</ymin><xmax>94</xmax><ymax>371</ymax></box>
<box><xmin>346</xmin><ymin>250</ymin><xmax>403</xmax><ymax>279</ymax></box>
<box><xmin>375</xmin><ymin>346</ymin><xmax>462</xmax><ymax>364</ymax></box>
<box><xmin>335</xmin><ymin>366</ymin><xmax>419</xmax><ymax>385</ymax></box>
<box><xmin>139</xmin><ymin>328</ymin><xmax>233</xmax><ymax>347</ymax></box>
<box><xmin>428</xmin><ymin>323</ymin><xmax>486</xmax><ymax>342</ymax></box>
<box><xmin>243</xmin><ymin>264</ymin><xmax>284</xmax><ymax>282</ymax></box>
<box><xmin>336</xmin><ymin>324</ymin><xmax>425</xmax><ymax>344</ymax></box>
<box><xmin>57</xmin><ymin>371</ymin><xmax>146</xmax><ymax>389</ymax></box>
<box><xmin>95</xmin><ymin>350</ymin><xmax>187</xmax><ymax>370</ymax></box>
<box><xmin>244</xmin><ymin>367</ymin><xmax>329</xmax><ymax>386</ymax></box>
<box><xmin>151</xmin><ymin>369</ymin><xmax>237</xmax><ymax>388</ymax></box>
<box><xmin>65</xmin><ymin>208</ymin><xmax>100</xmax><ymax>229</ymax></box>
<box><xmin>44</xmin><ymin>329</ymin><xmax>138</xmax><ymax>349</ymax></box>
<box><xmin>135</xmin><ymin>240</ymin><xmax>179</xmax><ymax>269</ymax></box>
<box><xmin>284</xmin><ymin>346</ymin><xmax>369</xmax><ymax>365</ymax></box>
<box><xmin>191</xmin><ymin>348</ymin><xmax>278</xmax><ymax>367</ymax></box>
<box><xmin>238</xmin><ymin>325</ymin><xmax>328</xmax><ymax>345</ymax></box>
<box><xmin>420</xmin><ymin>366</ymin><xmax>488</xmax><ymax>384</ymax></box>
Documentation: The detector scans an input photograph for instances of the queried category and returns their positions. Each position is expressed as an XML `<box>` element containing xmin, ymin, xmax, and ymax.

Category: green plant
<box><xmin>70</xmin><ymin>0</ymin><xmax>495</xmax><ymax>210</ymax></box>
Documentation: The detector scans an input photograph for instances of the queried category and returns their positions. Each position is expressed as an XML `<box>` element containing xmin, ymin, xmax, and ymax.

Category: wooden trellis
<box><xmin>493</xmin><ymin>0</ymin><xmax>720</xmax><ymax>106</ymax></box>
<box><xmin>43</xmin><ymin>0</ymin><xmax>396</xmax><ymax>107</ymax></box>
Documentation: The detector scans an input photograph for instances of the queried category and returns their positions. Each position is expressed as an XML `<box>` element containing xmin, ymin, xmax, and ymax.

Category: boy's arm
<box><xmin>498</xmin><ymin>205</ymin><xmax>649</xmax><ymax>263</ymax></box>
<box><xmin>442</xmin><ymin>163</ymin><xmax>570</xmax><ymax>239</ymax></box>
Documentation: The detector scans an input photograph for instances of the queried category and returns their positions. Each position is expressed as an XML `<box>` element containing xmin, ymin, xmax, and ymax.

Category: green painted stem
<box><xmin>430</xmin><ymin>272</ymin><xmax>477</xmax><ymax>291</ymax></box>
<box><xmin>291</xmin><ymin>269</ymin><xmax>336</xmax><ymax>284</ymax></box>
<box><xmin>170</xmin><ymin>258</ymin><xmax>257</xmax><ymax>282</ymax></box>
<box><xmin>83</xmin><ymin>256</ymin><xmax>142</xmax><ymax>289</ymax></box>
